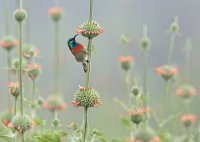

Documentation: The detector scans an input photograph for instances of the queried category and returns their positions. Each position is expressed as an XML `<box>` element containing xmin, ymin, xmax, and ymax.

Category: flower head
<box><xmin>128</xmin><ymin>108</ymin><xmax>150</xmax><ymax>125</ymax></box>
<box><xmin>14</xmin><ymin>9</ymin><xmax>27</xmax><ymax>22</ymax></box>
<box><xmin>156</xmin><ymin>65</ymin><xmax>178</xmax><ymax>81</ymax></box>
<box><xmin>43</xmin><ymin>96</ymin><xmax>67</xmax><ymax>112</ymax></box>
<box><xmin>27</xmin><ymin>63</ymin><xmax>42</xmax><ymax>80</ymax></box>
<box><xmin>1</xmin><ymin>110</ymin><xmax>13</xmax><ymax>127</ymax></box>
<box><xmin>8</xmin><ymin>114</ymin><xmax>35</xmax><ymax>133</ymax></box>
<box><xmin>133</xmin><ymin>126</ymin><xmax>156</xmax><ymax>142</ymax></box>
<box><xmin>0</xmin><ymin>36</ymin><xmax>19</xmax><ymax>51</ymax></box>
<box><xmin>10</xmin><ymin>58</ymin><xmax>27</xmax><ymax>74</ymax></box>
<box><xmin>8</xmin><ymin>82</ymin><xmax>20</xmax><ymax>98</ymax></box>
<box><xmin>77</xmin><ymin>20</ymin><xmax>104</xmax><ymax>39</ymax></box>
<box><xmin>48</xmin><ymin>7</ymin><xmax>64</xmax><ymax>22</ymax></box>
<box><xmin>23</xmin><ymin>44</ymin><xmax>40</xmax><ymax>60</ymax></box>
<box><xmin>180</xmin><ymin>114</ymin><xmax>197</xmax><ymax>128</ymax></box>
<box><xmin>119</xmin><ymin>56</ymin><xmax>134</xmax><ymax>71</ymax></box>
<box><xmin>73</xmin><ymin>86</ymin><xmax>102</xmax><ymax>108</ymax></box>
<box><xmin>176</xmin><ymin>84</ymin><xmax>197</xmax><ymax>99</ymax></box>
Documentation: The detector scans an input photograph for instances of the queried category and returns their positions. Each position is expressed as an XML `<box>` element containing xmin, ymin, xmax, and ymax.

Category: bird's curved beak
<box><xmin>73</xmin><ymin>34</ymin><xmax>79</xmax><ymax>39</ymax></box>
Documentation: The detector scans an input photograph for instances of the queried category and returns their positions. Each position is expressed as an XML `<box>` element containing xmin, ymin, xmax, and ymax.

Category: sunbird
<box><xmin>67</xmin><ymin>34</ymin><xmax>88</xmax><ymax>73</ymax></box>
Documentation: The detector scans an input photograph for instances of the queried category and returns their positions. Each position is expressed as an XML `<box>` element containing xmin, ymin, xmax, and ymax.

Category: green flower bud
<box><xmin>14</xmin><ymin>9</ymin><xmax>27</xmax><ymax>22</ymax></box>
<box><xmin>170</xmin><ymin>17</ymin><xmax>179</xmax><ymax>33</ymax></box>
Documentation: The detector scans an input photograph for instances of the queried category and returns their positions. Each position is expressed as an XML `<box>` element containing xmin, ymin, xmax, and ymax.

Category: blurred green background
<box><xmin>0</xmin><ymin>0</ymin><xmax>200</xmax><ymax>140</ymax></box>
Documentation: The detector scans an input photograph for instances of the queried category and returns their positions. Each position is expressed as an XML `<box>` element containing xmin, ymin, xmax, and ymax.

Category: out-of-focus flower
<box><xmin>128</xmin><ymin>108</ymin><xmax>150</xmax><ymax>125</ymax></box>
<box><xmin>128</xmin><ymin>136</ymin><xmax>135</xmax><ymax>142</ymax></box>
<box><xmin>23</xmin><ymin>44</ymin><xmax>40</xmax><ymax>60</ymax></box>
<box><xmin>180</xmin><ymin>114</ymin><xmax>197</xmax><ymax>128</ymax></box>
<box><xmin>73</xmin><ymin>86</ymin><xmax>101</xmax><ymax>108</ymax></box>
<box><xmin>48</xmin><ymin>7</ymin><xmax>64</xmax><ymax>22</ymax></box>
<box><xmin>8</xmin><ymin>114</ymin><xmax>35</xmax><ymax>133</ymax></box>
<box><xmin>150</xmin><ymin>137</ymin><xmax>161</xmax><ymax>142</ymax></box>
<box><xmin>10</xmin><ymin>58</ymin><xmax>27</xmax><ymax>74</ymax></box>
<box><xmin>120</xmin><ymin>34</ymin><xmax>129</xmax><ymax>45</ymax></box>
<box><xmin>0</xmin><ymin>36</ymin><xmax>19</xmax><ymax>51</ymax></box>
<box><xmin>133</xmin><ymin>126</ymin><xmax>156</xmax><ymax>142</ymax></box>
<box><xmin>77</xmin><ymin>20</ymin><xmax>104</xmax><ymax>39</ymax></box>
<box><xmin>176</xmin><ymin>84</ymin><xmax>197</xmax><ymax>99</ymax></box>
<box><xmin>119</xmin><ymin>56</ymin><xmax>134</xmax><ymax>71</ymax></box>
<box><xmin>156</xmin><ymin>65</ymin><xmax>178</xmax><ymax>81</ymax></box>
<box><xmin>1</xmin><ymin>110</ymin><xmax>13</xmax><ymax>127</ymax></box>
<box><xmin>8</xmin><ymin>82</ymin><xmax>20</xmax><ymax>98</ymax></box>
<box><xmin>27</xmin><ymin>63</ymin><xmax>42</xmax><ymax>80</ymax></box>
<box><xmin>43</xmin><ymin>96</ymin><xmax>67</xmax><ymax>112</ymax></box>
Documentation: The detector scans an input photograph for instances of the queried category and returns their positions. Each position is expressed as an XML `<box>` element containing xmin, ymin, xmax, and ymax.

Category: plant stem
<box><xmin>4</xmin><ymin>0</ymin><xmax>10</xmax><ymax>35</ymax></box>
<box><xmin>18</xmin><ymin>1</ymin><xmax>25</xmax><ymax>141</ymax></box>
<box><xmin>7</xmin><ymin>51</ymin><xmax>12</xmax><ymax>109</ymax></box>
<box><xmin>125</xmin><ymin>71</ymin><xmax>131</xmax><ymax>105</ymax></box>
<box><xmin>31</xmin><ymin>80</ymin><xmax>36</xmax><ymax>101</ymax></box>
<box><xmin>25</xmin><ymin>0</ymin><xmax>31</xmax><ymax>43</ymax></box>
<box><xmin>83</xmin><ymin>1</ymin><xmax>93</xmax><ymax>141</ymax></box>
<box><xmin>143</xmin><ymin>50</ymin><xmax>148</xmax><ymax>108</ymax></box>
<box><xmin>89</xmin><ymin>0</ymin><xmax>93</xmax><ymax>21</ymax></box>
<box><xmin>162</xmin><ymin>81</ymin><xmax>169</xmax><ymax>119</ymax></box>
<box><xmin>54</xmin><ymin>22</ymin><xmax>60</xmax><ymax>95</ymax></box>
<box><xmin>167</xmin><ymin>33</ymin><xmax>176</xmax><ymax>64</ymax></box>
<box><xmin>184</xmin><ymin>49</ymin><xmax>191</xmax><ymax>82</ymax></box>
<box><xmin>83</xmin><ymin>107</ymin><xmax>88</xmax><ymax>142</ymax></box>
<box><xmin>19</xmin><ymin>21</ymin><xmax>24</xmax><ymax>116</ymax></box>
<box><xmin>14</xmin><ymin>98</ymin><xmax>17</xmax><ymax>115</ymax></box>
<box><xmin>86</xmin><ymin>39</ymin><xmax>92</xmax><ymax>88</ymax></box>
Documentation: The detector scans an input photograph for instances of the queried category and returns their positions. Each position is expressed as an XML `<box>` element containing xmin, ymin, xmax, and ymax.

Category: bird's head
<box><xmin>67</xmin><ymin>34</ymin><xmax>79</xmax><ymax>50</ymax></box>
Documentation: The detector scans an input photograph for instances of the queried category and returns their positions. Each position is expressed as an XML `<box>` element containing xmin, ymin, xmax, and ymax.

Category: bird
<box><xmin>67</xmin><ymin>34</ymin><xmax>88</xmax><ymax>73</ymax></box>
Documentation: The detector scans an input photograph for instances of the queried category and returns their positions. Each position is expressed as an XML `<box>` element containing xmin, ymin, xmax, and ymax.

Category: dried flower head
<box><xmin>43</xmin><ymin>96</ymin><xmax>67</xmax><ymax>112</ymax></box>
<box><xmin>0</xmin><ymin>36</ymin><xmax>19</xmax><ymax>51</ymax></box>
<box><xmin>156</xmin><ymin>65</ymin><xmax>178</xmax><ymax>81</ymax></box>
<box><xmin>8</xmin><ymin>82</ymin><xmax>20</xmax><ymax>98</ymax></box>
<box><xmin>128</xmin><ymin>108</ymin><xmax>150</xmax><ymax>125</ymax></box>
<box><xmin>180</xmin><ymin>114</ymin><xmax>197</xmax><ymax>128</ymax></box>
<box><xmin>23</xmin><ymin>44</ymin><xmax>40</xmax><ymax>60</ymax></box>
<box><xmin>73</xmin><ymin>86</ymin><xmax>102</xmax><ymax>108</ymax></box>
<box><xmin>27</xmin><ymin>63</ymin><xmax>42</xmax><ymax>80</ymax></box>
<box><xmin>8</xmin><ymin>114</ymin><xmax>35</xmax><ymax>133</ymax></box>
<box><xmin>119</xmin><ymin>56</ymin><xmax>134</xmax><ymax>71</ymax></box>
<box><xmin>48</xmin><ymin>7</ymin><xmax>64</xmax><ymax>22</ymax></box>
<box><xmin>176</xmin><ymin>84</ymin><xmax>197</xmax><ymax>99</ymax></box>
<box><xmin>77</xmin><ymin>20</ymin><xmax>104</xmax><ymax>39</ymax></box>
<box><xmin>1</xmin><ymin>110</ymin><xmax>13</xmax><ymax>127</ymax></box>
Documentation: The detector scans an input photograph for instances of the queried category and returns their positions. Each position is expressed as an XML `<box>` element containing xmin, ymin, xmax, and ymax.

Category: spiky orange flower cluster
<box><xmin>128</xmin><ymin>108</ymin><xmax>150</xmax><ymax>116</ymax></box>
<box><xmin>156</xmin><ymin>65</ymin><xmax>178</xmax><ymax>81</ymax></box>
<box><xmin>180</xmin><ymin>114</ymin><xmax>197</xmax><ymax>127</ymax></box>
<box><xmin>128</xmin><ymin>136</ymin><xmax>160</xmax><ymax>142</ymax></box>
<box><xmin>43</xmin><ymin>96</ymin><xmax>67</xmax><ymax>112</ymax></box>
<box><xmin>48</xmin><ymin>7</ymin><xmax>64</xmax><ymax>16</ymax></box>
<box><xmin>176</xmin><ymin>84</ymin><xmax>197</xmax><ymax>99</ymax></box>
<box><xmin>27</xmin><ymin>63</ymin><xmax>42</xmax><ymax>80</ymax></box>
<box><xmin>0</xmin><ymin>36</ymin><xmax>19</xmax><ymax>51</ymax></box>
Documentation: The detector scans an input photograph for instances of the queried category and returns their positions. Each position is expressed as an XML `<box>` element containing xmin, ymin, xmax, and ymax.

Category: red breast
<box><xmin>72</xmin><ymin>44</ymin><xmax>84</xmax><ymax>54</ymax></box>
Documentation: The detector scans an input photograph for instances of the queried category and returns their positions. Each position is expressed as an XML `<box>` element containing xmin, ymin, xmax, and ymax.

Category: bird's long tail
<box><xmin>82</xmin><ymin>61</ymin><xmax>87</xmax><ymax>73</ymax></box>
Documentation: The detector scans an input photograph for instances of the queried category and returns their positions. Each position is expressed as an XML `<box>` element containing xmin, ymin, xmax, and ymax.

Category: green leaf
<box><xmin>0</xmin><ymin>125</ymin><xmax>14</xmax><ymax>141</ymax></box>
<box><xmin>34</xmin><ymin>130</ymin><xmax>67</xmax><ymax>142</ymax></box>
<box><xmin>120</xmin><ymin>117</ymin><xmax>131</xmax><ymax>127</ymax></box>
